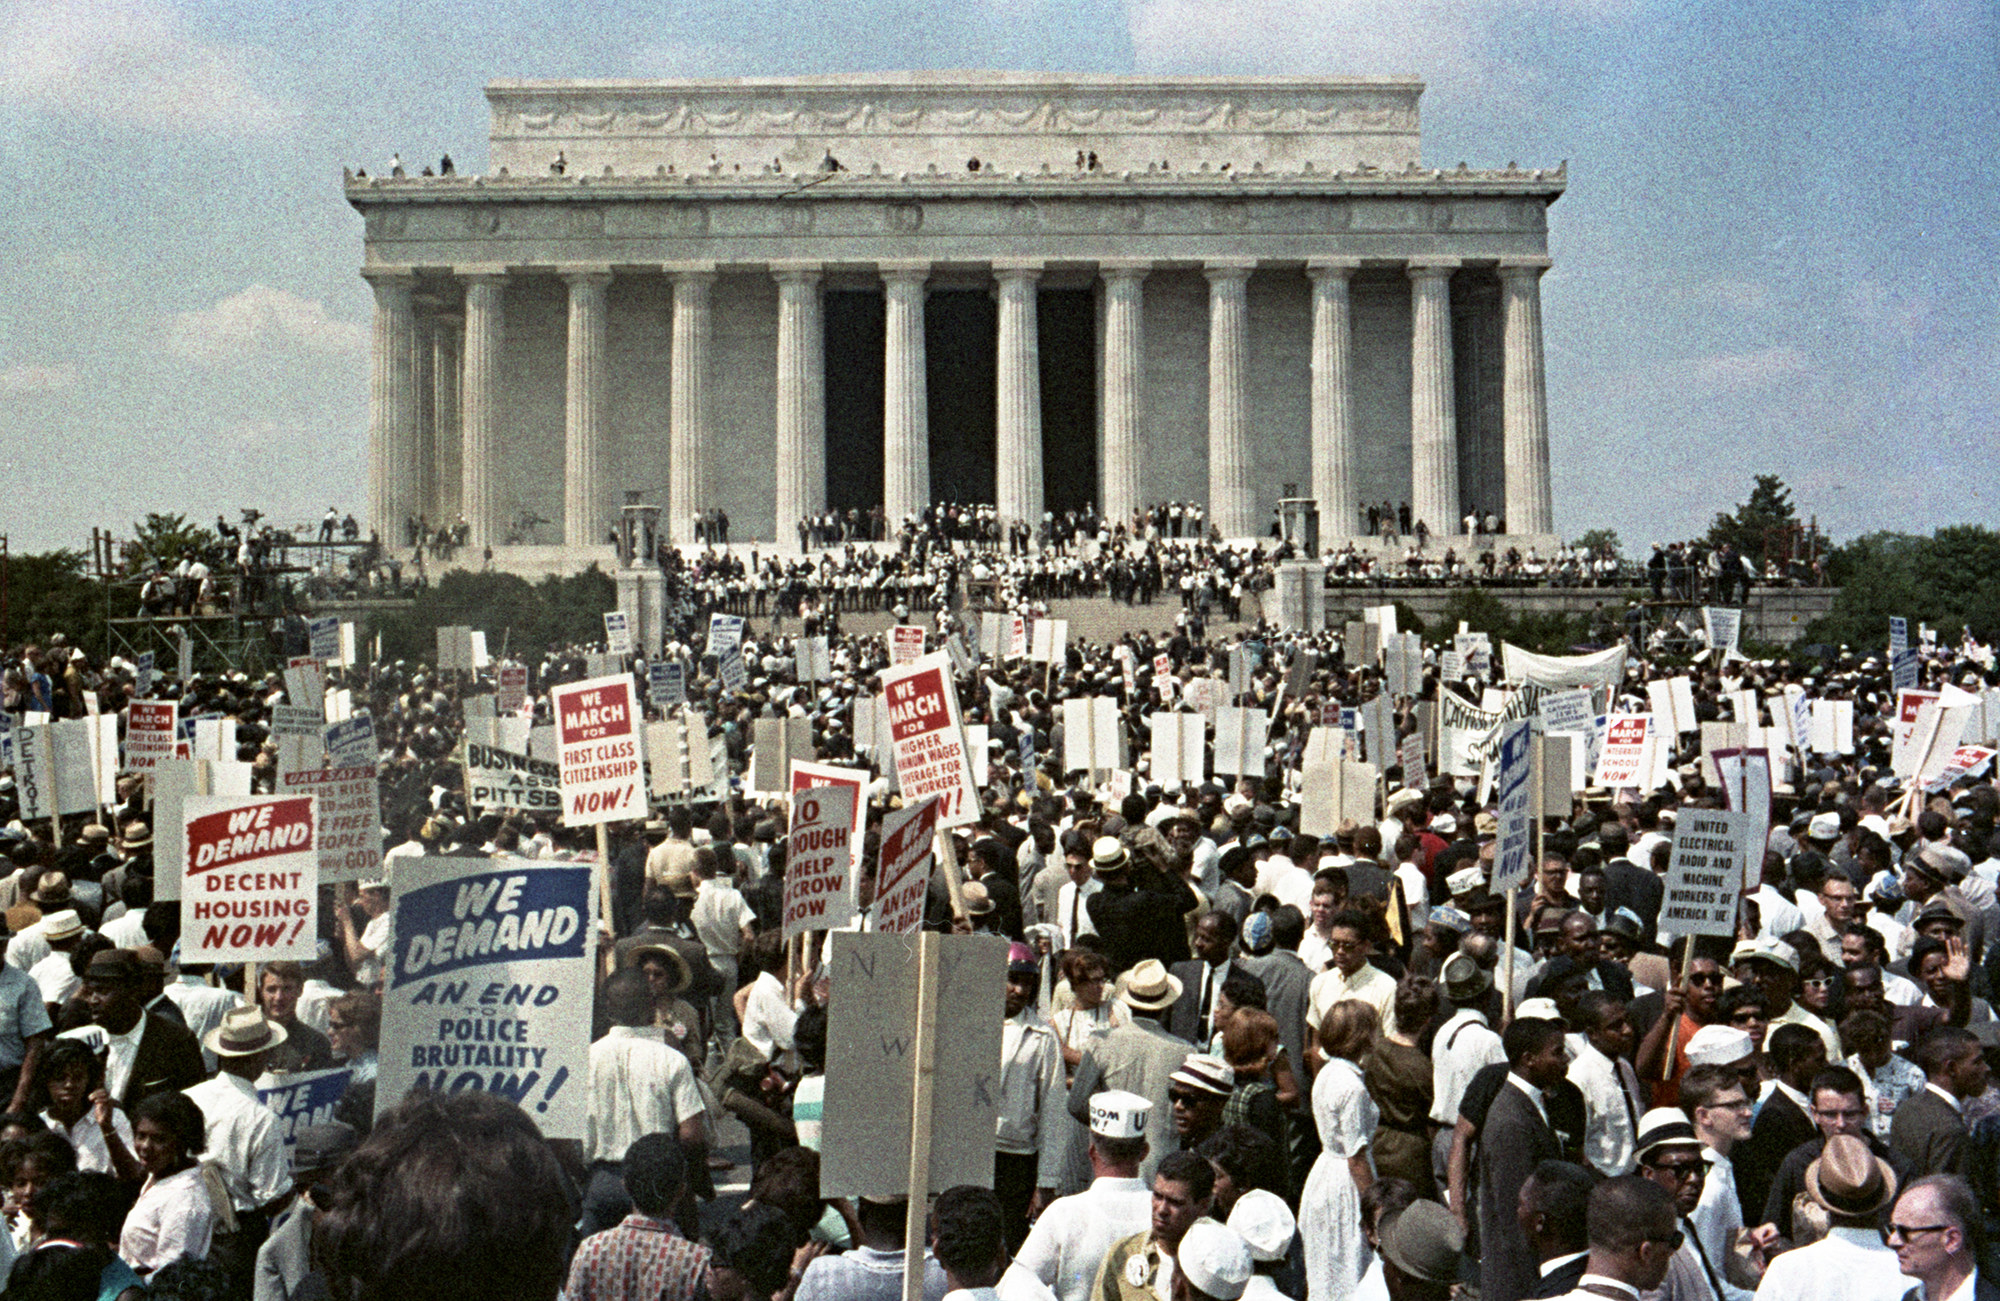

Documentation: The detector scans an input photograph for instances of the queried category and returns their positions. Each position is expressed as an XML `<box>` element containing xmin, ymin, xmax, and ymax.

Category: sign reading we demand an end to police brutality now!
<box><xmin>550</xmin><ymin>674</ymin><xmax>644</xmax><ymax>826</ymax></box>
<box><xmin>376</xmin><ymin>855</ymin><xmax>594</xmax><ymax>1139</ymax></box>
<box><xmin>181</xmin><ymin>794</ymin><xmax>318</xmax><ymax>961</ymax></box>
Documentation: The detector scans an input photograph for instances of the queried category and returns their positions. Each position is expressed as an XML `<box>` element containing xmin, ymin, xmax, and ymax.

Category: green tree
<box><xmin>1806</xmin><ymin>524</ymin><xmax>2000</xmax><ymax>647</ymax></box>
<box><xmin>365</xmin><ymin>567</ymin><xmax>620</xmax><ymax>664</ymax></box>
<box><xmin>2</xmin><ymin>550</ymin><xmax>109</xmax><ymax>654</ymax></box>
<box><xmin>1571</xmin><ymin>528</ymin><xmax>1623</xmax><ymax>560</ymax></box>
<box><xmin>124</xmin><ymin>513</ymin><xmax>219</xmax><ymax>573</ymax></box>
<box><xmin>1706</xmin><ymin>475</ymin><xmax>1798</xmax><ymax>568</ymax></box>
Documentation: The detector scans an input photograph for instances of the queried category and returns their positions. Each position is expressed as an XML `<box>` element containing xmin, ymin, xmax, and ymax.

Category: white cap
<box><xmin>1446</xmin><ymin>865</ymin><xmax>1485</xmax><ymax>897</ymax></box>
<box><xmin>1685</xmin><ymin>1024</ymin><xmax>1756</xmax><ymax>1066</ymax></box>
<box><xmin>1806</xmin><ymin>812</ymin><xmax>1841</xmax><ymax>840</ymax></box>
<box><xmin>1176</xmin><ymin>1220</ymin><xmax>1253</xmax><ymax>1301</ymax></box>
<box><xmin>1858</xmin><ymin>813</ymin><xmax>1891</xmax><ymax>840</ymax></box>
<box><xmin>1729</xmin><ymin>936</ymin><xmax>1797</xmax><ymax>973</ymax></box>
<box><xmin>1087</xmin><ymin>1089</ymin><xmax>1153</xmax><ymax>1139</ymax></box>
<box><xmin>1515</xmin><ymin>997</ymin><xmax>1563</xmax><ymax>1023</ymax></box>
<box><xmin>1226</xmin><ymin>1189</ymin><xmax>1296</xmax><ymax>1263</ymax></box>
<box><xmin>1432</xmin><ymin>813</ymin><xmax>1459</xmax><ymax>837</ymax></box>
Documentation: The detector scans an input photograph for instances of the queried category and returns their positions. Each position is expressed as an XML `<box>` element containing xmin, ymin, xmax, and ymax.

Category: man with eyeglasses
<box><xmin>1889</xmin><ymin>1174</ymin><xmax>1999</xmax><ymax>1301</ymax></box>
<box><xmin>1636</xmin><ymin>1107</ymin><xmax>1731</xmax><ymax>1301</ymax></box>
<box><xmin>1538</xmin><ymin>1175</ymin><xmax>1682</xmax><ymax>1301</ymax></box>
<box><xmin>1679</xmin><ymin>1062</ymin><xmax>1774</xmax><ymax>1301</ymax></box>
<box><xmin>1730</xmin><ymin>937</ymin><xmax>1841</xmax><ymax>1060</ymax></box>
<box><xmin>1757</xmin><ymin>1065</ymin><xmax>1916</xmax><ymax>1241</ymax></box>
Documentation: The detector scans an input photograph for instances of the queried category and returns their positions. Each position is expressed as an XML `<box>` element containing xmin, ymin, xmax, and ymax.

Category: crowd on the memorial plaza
<box><xmin>0</xmin><ymin>573</ymin><xmax>1996</xmax><ymax>1301</ymax></box>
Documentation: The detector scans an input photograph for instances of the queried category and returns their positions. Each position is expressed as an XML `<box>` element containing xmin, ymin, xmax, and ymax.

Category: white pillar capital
<box><xmin>1497</xmin><ymin>256</ymin><xmax>1554</xmax><ymax>280</ymax></box>
<box><xmin>560</xmin><ymin>268</ymin><xmax>614</xmax><ymax>289</ymax></box>
<box><xmin>1306</xmin><ymin>258</ymin><xmax>1362</xmax><ymax>282</ymax></box>
<box><xmin>1407</xmin><ymin>258</ymin><xmax>1462</xmax><ymax>281</ymax></box>
<box><xmin>1098</xmin><ymin>259</ymin><xmax>1152</xmax><ymax>282</ymax></box>
<box><xmin>993</xmin><ymin>260</ymin><xmax>1043</xmax><ymax>281</ymax></box>
<box><xmin>771</xmin><ymin>261</ymin><xmax>823</xmax><ymax>287</ymax></box>
<box><xmin>879</xmin><ymin>260</ymin><xmax>931</xmax><ymax>286</ymax></box>
<box><xmin>1204</xmin><ymin>260</ymin><xmax>1257</xmax><ymax>284</ymax></box>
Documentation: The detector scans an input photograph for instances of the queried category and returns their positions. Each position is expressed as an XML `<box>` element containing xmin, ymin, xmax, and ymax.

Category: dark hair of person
<box><xmin>599</xmin><ymin>969</ymin><xmax>654</xmax><ymax>1029</ymax></box>
<box><xmin>745</xmin><ymin>1146</ymin><xmax>827</xmax><ymax>1238</ymax></box>
<box><xmin>1502</xmin><ymin>1016</ymin><xmax>1565</xmax><ymax>1067</ymax></box>
<box><xmin>6</xmin><ymin>1130</ymin><xmax>76</xmax><ymax>1184</ymax></box>
<box><xmin>7</xmin><ymin>1241</ymin><xmax>118</xmax><ymax>1301</ymax></box>
<box><xmin>621</xmin><ymin>1133</ymin><xmax>686</xmax><ymax>1218</ymax></box>
<box><xmin>1268</xmin><ymin>905</ymin><xmax>1306</xmax><ymax>951</ymax></box>
<box><xmin>932</xmin><ymin>1185</ymin><xmax>1007</xmax><ymax>1281</ymax></box>
<box><xmin>707</xmin><ymin>1203</ymin><xmax>806</xmax><ymax>1297</ymax></box>
<box><xmin>1585</xmin><ymin>1175</ymin><xmax>1677</xmax><ymax>1253</ymax></box>
<box><xmin>1915</xmin><ymin>1027</ymin><xmax>1982</xmax><ymax>1078</ymax></box>
<box><xmin>1522</xmin><ymin>1161</ymin><xmax>1594</xmax><ymax>1251</ymax></box>
<box><xmin>146</xmin><ymin>1257</ymin><xmax>236</xmax><ymax>1301</ymax></box>
<box><xmin>794</xmin><ymin>1005</ymin><xmax>829</xmax><ymax>1073</ymax></box>
<box><xmin>1809</xmin><ymin>1065</ymin><xmax>1866</xmax><ymax>1104</ymax></box>
<box><xmin>37</xmin><ymin>1038</ymin><xmax>103</xmax><ymax>1097</ymax></box>
<box><xmin>1195</xmin><ymin>1124</ymin><xmax>1287</xmax><ymax>1200</ymax></box>
<box><xmin>311</xmin><ymin>1092</ymin><xmax>570</xmax><ymax>1301</ymax></box>
<box><xmin>1220</xmin><ymin>971</ymin><xmax>1266</xmax><ymax>1013</ymax></box>
<box><xmin>1155</xmin><ymin>1149</ymin><xmax>1217</xmax><ymax>1203</ymax></box>
<box><xmin>29</xmin><ymin>1170</ymin><xmax>128</xmax><ymax>1244</ymax></box>
<box><xmin>1361</xmin><ymin>1176</ymin><xmax>1422</xmax><ymax>1236</ymax></box>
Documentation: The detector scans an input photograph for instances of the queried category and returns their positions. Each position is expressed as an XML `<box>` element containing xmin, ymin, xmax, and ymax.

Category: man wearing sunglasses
<box><xmin>1890</xmin><ymin>1174</ymin><xmax>1998</xmax><ymax>1301</ymax></box>
<box><xmin>1636</xmin><ymin>1107</ymin><xmax>1730</xmax><ymax>1301</ymax></box>
<box><xmin>1539</xmin><ymin>1175</ymin><xmax>1682</xmax><ymax>1301</ymax></box>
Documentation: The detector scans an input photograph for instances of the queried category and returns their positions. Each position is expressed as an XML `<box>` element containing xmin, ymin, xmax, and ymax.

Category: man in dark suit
<box><xmin>1520</xmin><ymin>1160</ymin><xmax>1592</xmax><ymax>1298</ymax></box>
<box><xmin>1168</xmin><ymin>912</ymin><xmax>1248</xmax><ymax>1046</ymax></box>
<box><xmin>1891</xmin><ymin>1174</ymin><xmax>2000</xmax><ymax>1301</ymax></box>
<box><xmin>1891</xmin><ymin>1027</ymin><xmax>1989</xmax><ymax>1179</ymax></box>
<box><xmin>78</xmin><ymin>948</ymin><xmax>205</xmax><ymax>1113</ymax></box>
<box><xmin>1599</xmin><ymin>824</ymin><xmax>1664</xmax><ymax>939</ymax></box>
<box><xmin>1241</xmin><ymin>906</ymin><xmax>1313</xmax><ymax>1082</ymax></box>
<box><xmin>1760</xmin><ymin>1064</ymin><xmax>1916</xmax><ymax>1239</ymax></box>
<box><xmin>1477</xmin><ymin>1016</ymin><xmax>1570</xmax><ymax>1301</ymax></box>
<box><xmin>1733</xmin><ymin>1023</ymin><xmax>1825</xmax><ymax>1222</ymax></box>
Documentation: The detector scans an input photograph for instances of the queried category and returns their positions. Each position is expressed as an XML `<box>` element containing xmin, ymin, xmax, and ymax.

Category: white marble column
<box><xmin>882</xmin><ymin>263</ymin><xmax>930</xmax><ymax>527</ymax></box>
<box><xmin>774</xmin><ymin>264</ymin><xmax>826</xmax><ymax>551</ymax></box>
<box><xmin>1408</xmin><ymin>259</ymin><xmax>1461</xmax><ymax>538</ymax></box>
<box><xmin>1205</xmin><ymin>261</ymin><xmax>1255</xmax><ymax>539</ymax></box>
<box><xmin>563</xmin><ymin>269</ymin><xmax>612</xmax><ymax>548</ymax></box>
<box><xmin>432</xmin><ymin>318</ymin><xmax>462</xmax><ymax>526</ymax></box>
<box><xmin>364</xmin><ymin>270</ymin><xmax>418</xmax><ymax>545</ymax></box>
<box><xmin>1308</xmin><ymin>259</ymin><xmax>1360</xmax><ymax>539</ymax></box>
<box><xmin>460</xmin><ymin>272</ymin><xmax>506</xmax><ymax>551</ymax></box>
<box><xmin>412</xmin><ymin>315</ymin><xmax>436</xmax><ymax>530</ymax></box>
<box><xmin>1500</xmin><ymin>257</ymin><xmax>1555</xmax><ymax>535</ymax></box>
<box><xmin>995</xmin><ymin>263</ymin><xmax>1044</xmax><ymax>541</ymax></box>
<box><xmin>1099</xmin><ymin>262</ymin><xmax>1147</xmax><ymax>529</ymax></box>
<box><xmin>668</xmin><ymin>268</ymin><xmax>715</xmax><ymax>547</ymax></box>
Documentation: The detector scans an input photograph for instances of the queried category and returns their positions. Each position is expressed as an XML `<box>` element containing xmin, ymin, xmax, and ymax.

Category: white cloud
<box><xmin>1690</xmin><ymin>345</ymin><xmax>1812</xmax><ymax>389</ymax></box>
<box><xmin>0</xmin><ymin>0</ymin><xmax>289</xmax><ymax>134</ymax></box>
<box><xmin>1121</xmin><ymin>0</ymin><xmax>1630</xmax><ymax>100</ymax></box>
<box><xmin>165</xmin><ymin>285</ymin><xmax>366</xmax><ymax>366</ymax></box>
<box><xmin>0</xmin><ymin>362</ymin><xmax>77</xmax><ymax>394</ymax></box>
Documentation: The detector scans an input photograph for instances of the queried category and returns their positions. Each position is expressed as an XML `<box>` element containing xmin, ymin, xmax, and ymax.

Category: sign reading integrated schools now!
<box><xmin>376</xmin><ymin>855</ymin><xmax>594</xmax><ymax>1140</ymax></box>
<box><xmin>181</xmin><ymin>794</ymin><xmax>318</xmax><ymax>962</ymax></box>
<box><xmin>880</xmin><ymin>652</ymin><xmax>980</xmax><ymax>829</ymax></box>
<box><xmin>550</xmin><ymin>674</ymin><xmax>644</xmax><ymax>826</ymax></box>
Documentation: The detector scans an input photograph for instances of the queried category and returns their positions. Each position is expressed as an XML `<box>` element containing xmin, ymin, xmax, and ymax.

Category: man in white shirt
<box><xmin>583</xmin><ymin>969</ymin><xmax>709</xmax><ymax>1234</ymax></box>
<box><xmin>1430</xmin><ymin>954</ymin><xmax>1505</xmax><ymax>1195</ymax></box>
<box><xmin>1678</xmin><ymin>1062</ymin><xmax>1768</xmax><ymax>1301</ymax></box>
<box><xmin>998</xmin><ymin>1090</ymin><xmax>1154</xmax><ymax>1301</ymax></box>
<box><xmin>165</xmin><ymin>962</ymin><xmax>246</xmax><ymax>1074</ymax></box>
<box><xmin>1752</xmin><ymin>1135</ymin><xmax>1906</xmax><ymax>1301</ymax></box>
<box><xmin>689</xmin><ymin>848</ymin><xmax>757</xmax><ymax>1059</ymax></box>
<box><xmin>184</xmin><ymin>1003</ymin><xmax>293</xmax><ymax>1274</ymax></box>
<box><xmin>1569</xmin><ymin>992</ymin><xmax>1644</xmax><ymax>1176</ymax></box>
<box><xmin>1054</xmin><ymin>846</ymin><xmax>1103</xmax><ymax>952</ymax></box>
<box><xmin>1304</xmin><ymin>909</ymin><xmax>1397</xmax><ymax>1069</ymax></box>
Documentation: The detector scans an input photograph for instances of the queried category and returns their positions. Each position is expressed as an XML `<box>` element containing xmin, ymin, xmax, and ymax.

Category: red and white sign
<box><xmin>888</xmin><ymin>625</ymin><xmax>927</xmax><ymax>667</ymax></box>
<box><xmin>276</xmin><ymin>765</ymin><xmax>382</xmax><ymax>885</ymax></box>
<box><xmin>1153</xmin><ymin>654</ymin><xmax>1172</xmax><ymax>678</ymax></box>
<box><xmin>880</xmin><ymin>653</ymin><xmax>981</xmax><ymax>828</ymax></box>
<box><xmin>1931</xmin><ymin>745</ymin><xmax>1998</xmax><ymax>791</ymax></box>
<box><xmin>1007</xmin><ymin>615</ymin><xmax>1027</xmax><ymax>660</ymax></box>
<box><xmin>497</xmin><ymin>664</ymin><xmax>529</xmax><ymax>715</ymax></box>
<box><xmin>1593</xmin><ymin>714</ymin><xmax>1654</xmax><ymax>788</ymax></box>
<box><xmin>790</xmin><ymin>761</ymin><xmax>868</xmax><ymax>877</ymax></box>
<box><xmin>125</xmin><ymin>701</ymin><xmax>178</xmax><ymax>771</ymax></box>
<box><xmin>181</xmin><ymin>793</ymin><xmax>318</xmax><ymax>961</ymax></box>
<box><xmin>1891</xmin><ymin>689</ymin><xmax>1941</xmax><ymax>777</ymax></box>
<box><xmin>872</xmin><ymin>796</ymin><xmax>939</xmax><ymax>934</ymax></box>
<box><xmin>550</xmin><ymin>674</ymin><xmax>645</xmax><ymax>826</ymax></box>
<box><xmin>784</xmin><ymin>785</ymin><xmax>857</xmax><ymax>939</ymax></box>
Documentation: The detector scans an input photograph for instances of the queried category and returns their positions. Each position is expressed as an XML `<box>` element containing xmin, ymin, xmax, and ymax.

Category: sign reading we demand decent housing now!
<box><xmin>181</xmin><ymin>794</ymin><xmax>318</xmax><ymax>962</ymax></box>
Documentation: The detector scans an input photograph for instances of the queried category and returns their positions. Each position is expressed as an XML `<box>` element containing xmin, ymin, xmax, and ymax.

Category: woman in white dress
<box><xmin>1298</xmin><ymin>1000</ymin><xmax>1379</xmax><ymax>1301</ymax></box>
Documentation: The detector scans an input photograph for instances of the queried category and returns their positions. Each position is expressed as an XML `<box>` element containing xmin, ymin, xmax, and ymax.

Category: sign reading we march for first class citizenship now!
<box><xmin>550</xmin><ymin>675</ymin><xmax>644</xmax><ymax>826</ymax></box>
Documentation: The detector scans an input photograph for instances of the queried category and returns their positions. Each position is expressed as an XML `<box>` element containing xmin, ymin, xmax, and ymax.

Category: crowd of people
<box><xmin>0</xmin><ymin>553</ymin><xmax>1991</xmax><ymax>1301</ymax></box>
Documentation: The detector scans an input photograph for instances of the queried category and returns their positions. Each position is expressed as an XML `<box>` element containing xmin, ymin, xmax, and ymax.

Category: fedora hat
<box><xmin>1440</xmin><ymin>952</ymin><xmax>1491</xmax><ymax>1002</ymax></box>
<box><xmin>1115</xmin><ymin>959</ymin><xmax>1184</xmax><ymax>1012</ymax></box>
<box><xmin>120</xmin><ymin>823</ymin><xmax>153</xmax><ymax>850</ymax></box>
<box><xmin>204</xmin><ymin>1006</ymin><xmax>288</xmax><ymax>1058</ymax></box>
<box><xmin>1377</xmin><ymin>1202</ymin><xmax>1463</xmax><ymax>1286</ymax></box>
<box><xmin>960</xmin><ymin>880</ymin><xmax>996</xmax><ymax>916</ymax></box>
<box><xmin>39</xmin><ymin>910</ymin><xmax>83</xmax><ymax>943</ymax></box>
<box><xmin>29</xmin><ymin>873</ymin><xmax>72</xmax><ymax>908</ymax></box>
<box><xmin>622</xmin><ymin>943</ymin><xmax>693</xmax><ymax>995</ymax></box>
<box><xmin>1804</xmin><ymin>1134</ymin><xmax>1897</xmax><ymax>1219</ymax></box>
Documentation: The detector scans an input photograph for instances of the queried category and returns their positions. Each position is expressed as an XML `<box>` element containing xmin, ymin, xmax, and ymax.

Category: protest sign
<box><xmin>1593</xmin><ymin>715</ymin><xmax>1653</xmax><ymax>788</ymax></box>
<box><xmin>463</xmin><ymin>741</ymin><xmax>562</xmax><ymax>813</ymax></box>
<box><xmin>1537</xmin><ymin>734</ymin><xmax>1579</xmax><ymax>808</ymax></box>
<box><xmin>707</xmin><ymin>612</ymin><xmax>746</xmax><ymax>658</ymax></box>
<box><xmin>796</xmin><ymin>636</ymin><xmax>832</xmax><ymax>683</ymax></box>
<box><xmin>1930</xmin><ymin>745</ymin><xmax>1998</xmax><ymax>791</ymax></box>
<box><xmin>1383</xmin><ymin>633</ymin><xmax>1424</xmax><ymax>698</ymax></box>
<box><xmin>1659</xmin><ymin>808</ymin><xmax>1762</xmax><ymax>938</ymax></box>
<box><xmin>1361</xmin><ymin>694</ymin><xmax>1397</xmax><ymax>766</ymax></box>
<box><xmin>497</xmin><ymin>664</ymin><xmax>529</xmax><ymax>715</ymax></box>
<box><xmin>284</xmin><ymin>658</ymin><xmax>327</xmax><ymax>717</ymax></box>
<box><xmin>1438</xmin><ymin>693</ymin><xmax>1500</xmax><ymax>778</ymax></box>
<box><xmin>308</xmin><ymin>615</ymin><xmax>341</xmax><ymax>663</ymax></box>
<box><xmin>550</xmin><ymin>675</ymin><xmax>644</xmax><ymax>826</ymax></box>
<box><xmin>1153</xmin><ymin>653</ymin><xmax>1172</xmax><ymax>678</ymax></box>
<box><xmin>258</xmin><ymin>1068</ymin><xmax>354</xmax><ymax>1154</ymax></box>
<box><xmin>276</xmin><ymin>764</ymin><xmax>381</xmax><ymax>885</ymax></box>
<box><xmin>153</xmin><ymin>759</ymin><xmax>253</xmax><ymax>901</ymax></box>
<box><xmin>1890</xmin><ymin>689</ymin><xmax>1941</xmax><ymax>777</ymax></box>
<box><xmin>1909</xmin><ymin>686</ymin><xmax>1980</xmax><ymax>787</ymax></box>
<box><xmin>1702</xmin><ymin>607</ymin><xmax>1742</xmax><ymax>661</ymax></box>
<box><xmin>134</xmin><ymin>652</ymin><xmax>154</xmax><ymax>699</ymax></box>
<box><xmin>376</xmin><ymin>855</ymin><xmax>594</xmax><ymax>1139</ymax></box>
<box><xmin>1398</xmin><ymin>730</ymin><xmax>1426</xmax><ymax>788</ymax></box>
<box><xmin>880</xmin><ymin>653</ymin><xmax>980</xmax><ymax>828</ymax></box>
<box><xmin>1213</xmin><ymin>705</ymin><xmax>1268</xmax><ymax>778</ymax></box>
<box><xmin>1713</xmin><ymin>748</ymin><xmax>1773</xmax><ymax>862</ymax></box>
<box><xmin>125</xmin><ymin>701</ymin><xmax>177</xmax><ymax>771</ymax></box>
<box><xmin>1148</xmin><ymin>713</ymin><xmax>1206</xmax><ymax>791</ymax></box>
<box><xmin>886</xmin><ymin>624</ymin><xmax>927</xmax><ymax>667</ymax></box>
<box><xmin>790</xmin><ymin>761</ymin><xmax>868</xmax><ymax>876</ymax></box>
<box><xmin>873</xmin><ymin>797</ymin><xmax>940</xmax><ymax>934</ymax></box>
<box><xmin>644</xmin><ymin>713</ymin><xmax>718</xmax><ymax>802</ymax></box>
<box><xmin>784</xmin><ymin>785</ymin><xmax>857</xmax><ymax>939</ymax></box>
<box><xmin>324</xmin><ymin>717</ymin><xmax>376</xmax><ymax>768</ymax></box>
<box><xmin>1538</xmin><ymin>689</ymin><xmax>1594</xmax><ymax>738</ymax></box>
<box><xmin>1502</xmin><ymin>642</ymin><xmax>1623</xmax><ymax>691</ymax></box>
<box><xmin>1007</xmin><ymin>614</ymin><xmax>1027</xmax><ymax>660</ymax></box>
<box><xmin>192</xmin><ymin>716</ymin><xmax>237</xmax><ymax>764</ymax></box>
<box><xmin>751</xmin><ymin>717</ymin><xmax>814</xmax><ymax>795</ymax></box>
<box><xmin>1299</xmin><ymin>757</ymin><xmax>1378</xmax><ymax>837</ymax></box>
<box><xmin>820</xmin><ymin>931</ymin><xmax>1006</xmax><ymax>1197</ymax></box>
<box><xmin>180</xmin><ymin>793</ymin><xmax>318</xmax><ymax>961</ymax></box>
<box><xmin>1062</xmin><ymin>697</ymin><xmax>1123</xmax><ymax>776</ymax></box>
<box><xmin>648</xmin><ymin>661</ymin><xmax>686</xmax><ymax>709</ymax></box>
<box><xmin>602</xmin><ymin>611</ymin><xmax>633</xmax><ymax>657</ymax></box>
<box><xmin>270</xmin><ymin>705</ymin><xmax>324</xmax><ymax>737</ymax></box>
<box><xmin>177</xmin><ymin>633</ymin><xmax>193</xmax><ymax>682</ymax></box>
<box><xmin>965</xmin><ymin>724</ymin><xmax>989</xmax><ymax>786</ymax></box>
<box><xmin>1182</xmin><ymin>677</ymin><xmax>1225</xmax><ymax>722</ymax></box>
<box><xmin>1492</xmin><ymin>721</ymin><xmax>1535</xmax><ymax>892</ymax></box>
<box><xmin>717</xmin><ymin>646</ymin><xmax>747</xmax><ymax>692</ymax></box>
<box><xmin>435</xmin><ymin>626</ymin><xmax>475</xmax><ymax>673</ymax></box>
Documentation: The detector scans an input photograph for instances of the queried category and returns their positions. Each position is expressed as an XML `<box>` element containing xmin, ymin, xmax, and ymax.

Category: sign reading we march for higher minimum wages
<box><xmin>880</xmin><ymin>652</ymin><xmax>981</xmax><ymax>829</ymax></box>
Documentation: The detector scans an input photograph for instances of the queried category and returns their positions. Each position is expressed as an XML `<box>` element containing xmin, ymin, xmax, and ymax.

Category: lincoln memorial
<box><xmin>348</xmin><ymin>72</ymin><xmax>1564</xmax><ymax>564</ymax></box>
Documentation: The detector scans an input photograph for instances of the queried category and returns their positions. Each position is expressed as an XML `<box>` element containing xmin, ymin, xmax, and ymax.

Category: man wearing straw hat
<box><xmin>1751</xmin><ymin>1134</ymin><xmax>1905</xmax><ymax>1301</ymax></box>
<box><xmin>1068</xmin><ymin>959</ymin><xmax>1193</xmax><ymax>1185</ymax></box>
<box><xmin>186</xmin><ymin>1005</ymin><xmax>295</xmax><ymax>1283</ymax></box>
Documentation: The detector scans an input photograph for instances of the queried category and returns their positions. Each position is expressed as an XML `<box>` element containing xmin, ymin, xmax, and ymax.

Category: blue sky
<box><xmin>0</xmin><ymin>0</ymin><xmax>1992</xmax><ymax>555</ymax></box>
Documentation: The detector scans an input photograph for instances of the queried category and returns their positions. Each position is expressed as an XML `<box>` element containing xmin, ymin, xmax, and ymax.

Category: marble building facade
<box><xmin>347</xmin><ymin>72</ymin><xmax>1564</xmax><ymax>560</ymax></box>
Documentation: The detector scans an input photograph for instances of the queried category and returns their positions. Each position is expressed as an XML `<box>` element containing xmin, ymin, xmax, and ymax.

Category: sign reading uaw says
<box><xmin>550</xmin><ymin>674</ymin><xmax>644</xmax><ymax>826</ymax></box>
<box><xmin>376</xmin><ymin>854</ymin><xmax>594</xmax><ymax>1140</ymax></box>
<box><xmin>181</xmin><ymin>794</ymin><xmax>318</xmax><ymax>962</ymax></box>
